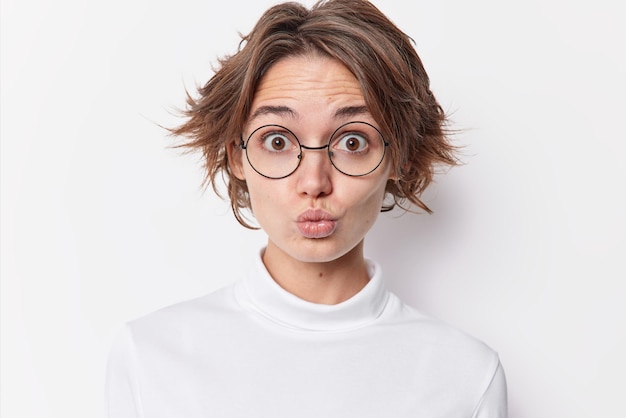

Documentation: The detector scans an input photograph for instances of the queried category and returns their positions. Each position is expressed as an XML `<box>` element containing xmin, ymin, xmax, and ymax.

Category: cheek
<box><xmin>245</xmin><ymin>177</ymin><xmax>286</xmax><ymax>220</ymax></box>
<box><xmin>246</xmin><ymin>181</ymin><xmax>264</xmax><ymax>214</ymax></box>
<box><xmin>345</xmin><ymin>178</ymin><xmax>388</xmax><ymax>216</ymax></box>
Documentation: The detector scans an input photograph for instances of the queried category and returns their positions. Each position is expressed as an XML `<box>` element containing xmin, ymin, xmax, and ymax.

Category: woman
<box><xmin>106</xmin><ymin>1</ymin><xmax>508</xmax><ymax>416</ymax></box>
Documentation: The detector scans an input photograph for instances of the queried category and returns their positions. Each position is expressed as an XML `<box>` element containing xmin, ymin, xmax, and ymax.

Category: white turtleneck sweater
<box><xmin>106</xmin><ymin>254</ymin><xmax>507</xmax><ymax>417</ymax></box>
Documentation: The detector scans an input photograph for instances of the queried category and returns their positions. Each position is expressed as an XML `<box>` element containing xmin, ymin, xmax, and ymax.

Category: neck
<box><xmin>261</xmin><ymin>241</ymin><xmax>370</xmax><ymax>305</ymax></box>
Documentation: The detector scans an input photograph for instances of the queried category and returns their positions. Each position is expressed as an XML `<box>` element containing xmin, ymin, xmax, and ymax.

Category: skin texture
<box><xmin>230</xmin><ymin>54</ymin><xmax>392</xmax><ymax>304</ymax></box>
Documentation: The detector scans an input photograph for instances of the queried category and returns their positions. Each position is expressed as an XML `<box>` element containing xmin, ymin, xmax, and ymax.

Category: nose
<box><xmin>295</xmin><ymin>146</ymin><xmax>333</xmax><ymax>198</ymax></box>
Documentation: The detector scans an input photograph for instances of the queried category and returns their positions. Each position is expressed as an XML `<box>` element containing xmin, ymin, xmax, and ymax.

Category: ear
<box><xmin>227</xmin><ymin>141</ymin><xmax>246</xmax><ymax>180</ymax></box>
<box><xmin>387</xmin><ymin>163</ymin><xmax>400</xmax><ymax>181</ymax></box>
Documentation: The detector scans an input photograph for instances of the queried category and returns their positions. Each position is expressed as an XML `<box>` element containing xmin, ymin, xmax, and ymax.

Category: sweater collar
<box><xmin>235</xmin><ymin>251</ymin><xmax>389</xmax><ymax>332</ymax></box>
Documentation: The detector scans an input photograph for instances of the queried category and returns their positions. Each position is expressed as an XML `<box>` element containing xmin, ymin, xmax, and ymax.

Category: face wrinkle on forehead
<box><xmin>247</xmin><ymin>55</ymin><xmax>373</xmax><ymax>126</ymax></box>
<box><xmin>255</xmin><ymin>65</ymin><xmax>361</xmax><ymax>95</ymax></box>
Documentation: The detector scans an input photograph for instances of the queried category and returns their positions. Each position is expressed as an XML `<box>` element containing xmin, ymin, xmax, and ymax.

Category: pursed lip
<box><xmin>296</xmin><ymin>209</ymin><xmax>337</xmax><ymax>239</ymax></box>
<box><xmin>296</xmin><ymin>209</ymin><xmax>335</xmax><ymax>223</ymax></box>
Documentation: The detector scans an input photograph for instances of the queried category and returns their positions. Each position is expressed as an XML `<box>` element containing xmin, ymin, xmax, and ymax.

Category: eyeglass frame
<box><xmin>239</xmin><ymin>121</ymin><xmax>390</xmax><ymax>179</ymax></box>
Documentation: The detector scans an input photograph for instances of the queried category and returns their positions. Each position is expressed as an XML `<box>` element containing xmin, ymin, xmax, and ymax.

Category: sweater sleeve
<box><xmin>471</xmin><ymin>359</ymin><xmax>508</xmax><ymax>418</ymax></box>
<box><xmin>105</xmin><ymin>325</ymin><xmax>143</xmax><ymax>418</ymax></box>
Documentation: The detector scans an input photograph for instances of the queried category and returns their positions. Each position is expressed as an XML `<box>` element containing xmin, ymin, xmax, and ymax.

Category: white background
<box><xmin>2</xmin><ymin>0</ymin><xmax>624</xmax><ymax>417</ymax></box>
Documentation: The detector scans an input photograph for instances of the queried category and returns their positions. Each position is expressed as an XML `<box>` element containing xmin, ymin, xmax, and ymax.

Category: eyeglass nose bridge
<box><xmin>297</xmin><ymin>143</ymin><xmax>332</xmax><ymax>161</ymax></box>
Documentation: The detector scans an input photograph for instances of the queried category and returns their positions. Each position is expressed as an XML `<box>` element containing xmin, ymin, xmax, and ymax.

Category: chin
<box><xmin>286</xmin><ymin>238</ymin><xmax>360</xmax><ymax>264</ymax></box>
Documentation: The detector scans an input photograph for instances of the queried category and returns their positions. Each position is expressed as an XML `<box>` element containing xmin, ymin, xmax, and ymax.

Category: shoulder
<box><xmin>377</xmin><ymin>293</ymin><xmax>505</xmax><ymax>410</ymax></box>
<box><xmin>380</xmin><ymin>292</ymin><xmax>501</xmax><ymax>371</ymax></box>
<box><xmin>122</xmin><ymin>282</ymin><xmax>241</xmax><ymax>345</ymax></box>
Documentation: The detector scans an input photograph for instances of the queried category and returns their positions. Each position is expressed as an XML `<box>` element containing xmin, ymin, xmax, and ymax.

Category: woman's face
<box><xmin>233</xmin><ymin>54</ymin><xmax>392</xmax><ymax>265</ymax></box>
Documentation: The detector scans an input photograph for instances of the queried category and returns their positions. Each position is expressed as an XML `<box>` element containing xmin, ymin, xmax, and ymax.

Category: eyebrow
<box><xmin>249</xmin><ymin>106</ymin><xmax>296</xmax><ymax>121</ymax></box>
<box><xmin>333</xmin><ymin>105</ymin><xmax>369</xmax><ymax>118</ymax></box>
<box><xmin>248</xmin><ymin>105</ymin><xmax>371</xmax><ymax>123</ymax></box>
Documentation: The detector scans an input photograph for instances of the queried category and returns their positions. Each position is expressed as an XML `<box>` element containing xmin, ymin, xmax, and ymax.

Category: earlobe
<box><xmin>227</xmin><ymin>141</ymin><xmax>246</xmax><ymax>180</ymax></box>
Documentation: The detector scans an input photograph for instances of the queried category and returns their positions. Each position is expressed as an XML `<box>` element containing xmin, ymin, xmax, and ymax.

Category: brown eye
<box><xmin>262</xmin><ymin>133</ymin><xmax>290</xmax><ymax>152</ymax></box>
<box><xmin>345</xmin><ymin>137</ymin><xmax>359</xmax><ymax>151</ymax></box>
<box><xmin>336</xmin><ymin>133</ymin><xmax>368</xmax><ymax>153</ymax></box>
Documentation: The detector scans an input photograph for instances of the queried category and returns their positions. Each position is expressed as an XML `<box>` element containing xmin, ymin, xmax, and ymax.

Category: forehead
<box><xmin>248</xmin><ymin>54</ymin><xmax>371</xmax><ymax>125</ymax></box>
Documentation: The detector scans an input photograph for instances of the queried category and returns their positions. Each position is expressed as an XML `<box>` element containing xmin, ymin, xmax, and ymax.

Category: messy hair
<box><xmin>170</xmin><ymin>0</ymin><xmax>458</xmax><ymax>228</ymax></box>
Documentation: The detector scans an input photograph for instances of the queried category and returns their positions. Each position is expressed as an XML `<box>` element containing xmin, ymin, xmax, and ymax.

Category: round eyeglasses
<box><xmin>239</xmin><ymin>121</ymin><xmax>389</xmax><ymax>179</ymax></box>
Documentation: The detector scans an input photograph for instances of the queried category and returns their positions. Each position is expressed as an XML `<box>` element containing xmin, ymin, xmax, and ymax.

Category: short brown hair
<box><xmin>170</xmin><ymin>0</ymin><xmax>457</xmax><ymax>228</ymax></box>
